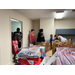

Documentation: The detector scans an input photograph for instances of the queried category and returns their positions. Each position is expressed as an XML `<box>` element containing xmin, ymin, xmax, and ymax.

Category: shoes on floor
<box><xmin>13</xmin><ymin>60</ymin><xmax>17</xmax><ymax>63</ymax></box>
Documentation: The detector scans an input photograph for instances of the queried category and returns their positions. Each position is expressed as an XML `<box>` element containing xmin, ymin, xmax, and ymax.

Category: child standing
<box><xmin>50</xmin><ymin>34</ymin><xmax>53</xmax><ymax>49</ymax></box>
<box><xmin>12</xmin><ymin>35</ymin><xmax>20</xmax><ymax>63</ymax></box>
<box><xmin>69</xmin><ymin>38</ymin><xmax>72</xmax><ymax>44</ymax></box>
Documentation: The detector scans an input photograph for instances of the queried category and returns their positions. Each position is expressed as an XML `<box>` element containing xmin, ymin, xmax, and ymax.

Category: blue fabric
<box><xmin>54</xmin><ymin>37</ymin><xmax>56</xmax><ymax>39</ymax></box>
<box><xmin>42</xmin><ymin>53</ymin><xmax>46</xmax><ymax>58</ymax></box>
<box><xmin>50</xmin><ymin>38</ymin><xmax>53</xmax><ymax>45</ymax></box>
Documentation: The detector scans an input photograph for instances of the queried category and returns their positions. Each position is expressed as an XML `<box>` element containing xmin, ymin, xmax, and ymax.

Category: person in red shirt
<box><xmin>12</xmin><ymin>35</ymin><xmax>20</xmax><ymax>63</ymax></box>
<box><xmin>29</xmin><ymin>29</ymin><xmax>35</xmax><ymax>46</ymax></box>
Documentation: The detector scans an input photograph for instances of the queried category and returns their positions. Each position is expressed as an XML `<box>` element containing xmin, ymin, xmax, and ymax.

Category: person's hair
<box><xmin>50</xmin><ymin>34</ymin><xmax>52</xmax><ymax>37</ymax></box>
<box><xmin>70</xmin><ymin>38</ymin><xmax>72</xmax><ymax>41</ymax></box>
<box><xmin>31</xmin><ymin>29</ymin><xmax>34</xmax><ymax>32</ymax></box>
<box><xmin>17</xmin><ymin>28</ymin><xmax>20</xmax><ymax>31</ymax></box>
<box><xmin>13</xmin><ymin>35</ymin><xmax>17</xmax><ymax>39</ymax></box>
<box><xmin>55</xmin><ymin>35</ymin><xmax>56</xmax><ymax>37</ymax></box>
<box><xmin>56</xmin><ymin>34</ymin><xmax>58</xmax><ymax>37</ymax></box>
<box><xmin>40</xmin><ymin>29</ymin><xmax>43</xmax><ymax>32</ymax></box>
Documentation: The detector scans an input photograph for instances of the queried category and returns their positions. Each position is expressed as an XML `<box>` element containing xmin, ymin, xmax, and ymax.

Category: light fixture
<box><xmin>55</xmin><ymin>12</ymin><xmax>64</xmax><ymax>19</ymax></box>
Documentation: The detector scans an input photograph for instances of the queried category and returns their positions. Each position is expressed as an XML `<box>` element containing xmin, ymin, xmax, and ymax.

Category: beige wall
<box><xmin>33</xmin><ymin>20</ymin><xmax>40</xmax><ymax>44</ymax></box>
<box><xmin>54</xmin><ymin>19</ymin><xmax>75</xmax><ymax>34</ymax></box>
<box><xmin>0</xmin><ymin>9</ymin><xmax>33</xmax><ymax>65</ymax></box>
<box><xmin>0</xmin><ymin>14</ymin><xmax>1</xmax><ymax>65</ymax></box>
<box><xmin>40</xmin><ymin>18</ymin><xmax>54</xmax><ymax>41</ymax></box>
<box><xmin>11</xmin><ymin>21</ymin><xmax>22</xmax><ymax>32</ymax></box>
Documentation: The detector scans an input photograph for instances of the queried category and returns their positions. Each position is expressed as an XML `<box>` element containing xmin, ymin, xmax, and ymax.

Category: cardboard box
<box><xmin>46</xmin><ymin>50</ymin><xmax>52</xmax><ymax>57</ymax></box>
<box><xmin>45</xmin><ymin>46</ymin><xmax>51</xmax><ymax>52</ymax></box>
<box><xmin>38</xmin><ymin>43</ymin><xmax>42</xmax><ymax>46</ymax></box>
<box><xmin>52</xmin><ymin>40</ymin><xmax>75</xmax><ymax>54</ymax></box>
<box><xmin>38</xmin><ymin>42</ymin><xmax>51</xmax><ymax>52</ymax></box>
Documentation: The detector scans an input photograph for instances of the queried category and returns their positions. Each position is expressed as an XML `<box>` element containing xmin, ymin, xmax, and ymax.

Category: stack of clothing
<box><xmin>16</xmin><ymin>46</ymin><xmax>47</xmax><ymax>65</ymax></box>
<box><xmin>55</xmin><ymin>47</ymin><xmax>75</xmax><ymax>65</ymax></box>
<box><xmin>17</xmin><ymin>46</ymin><xmax>41</xmax><ymax>58</ymax></box>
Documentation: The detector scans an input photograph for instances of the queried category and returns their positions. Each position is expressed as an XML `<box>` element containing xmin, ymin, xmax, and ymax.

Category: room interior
<box><xmin>0</xmin><ymin>9</ymin><xmax>75</xmax><ymax>65</ymax></box>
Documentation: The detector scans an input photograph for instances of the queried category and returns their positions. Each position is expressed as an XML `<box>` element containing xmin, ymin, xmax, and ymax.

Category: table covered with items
<box><xmin>41</xmin><ymin>47</ymin><xmax>75</xmax><ymax>65</ymax></box>
<box><xmin>16</xmin><ymin>46</ymin><xmax>46</xmax><ymax>65</ymax></box>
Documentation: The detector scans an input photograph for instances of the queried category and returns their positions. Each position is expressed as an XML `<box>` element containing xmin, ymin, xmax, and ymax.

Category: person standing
<box><xmin>14</xmin><ymin>28</ymin><xmax>23</xmax><ymax>48</ymax></box>
<box><xmin>50</xmin><ymin>34</ymin><xmax>53</xmax><ymax>46</ymax></box>
<box><xmin>12</xmin><ymin>35</ymin><xmax>20</xmax><ymax>63</ymax></box>
<box><xmin>29</xmin><ymin>29</ymin><xmax>35</xmax><ymax>46</ymax></box>
<box><xmin>37</xmin><ymin>29</ymin><xmax>45</xmax><ymax>43</ymax></box>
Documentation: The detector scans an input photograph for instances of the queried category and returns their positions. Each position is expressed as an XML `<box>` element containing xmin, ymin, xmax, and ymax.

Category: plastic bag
<box><xmin>55</xmin><ymin>47</ymin><xmax>75</xmax><ymax>65</ymax></box>
<box><xmin>17</xmin><ymin>47</ymin><xmax>41</xmax><ymax>58</ymax></box>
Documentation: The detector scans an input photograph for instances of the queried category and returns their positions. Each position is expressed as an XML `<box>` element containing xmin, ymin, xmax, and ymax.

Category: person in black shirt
<box><xmin>14</xmin><ymin>28</ymin><xmax>23</xmax><ymax>48</ymax></box>
<box><xmin>37</xmin><ymin>29</ymin><xmax>45</xmax><ymax>43</ymax></box>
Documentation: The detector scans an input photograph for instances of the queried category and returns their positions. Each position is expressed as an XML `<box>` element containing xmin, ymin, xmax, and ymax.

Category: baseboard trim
<box><xmin>7</xmin><ymin>62</ymin><xmax>12</xmax><ymax>65</ymax></box>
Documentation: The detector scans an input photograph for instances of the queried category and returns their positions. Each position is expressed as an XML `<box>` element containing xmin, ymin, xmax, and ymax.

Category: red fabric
<box><xmin>18</xmin><ymin>57</ymin><xmax>41</xmax><ymax>65</ymax></box>
<box><xmin>12</xmin><ymin>40</ymin><xmax>19</xmax><ymax>55</ymax></box>
<box><xmin>29</xmin><ymin>32</ymin><xmax>35</xmax><ymax>43</ymax></box>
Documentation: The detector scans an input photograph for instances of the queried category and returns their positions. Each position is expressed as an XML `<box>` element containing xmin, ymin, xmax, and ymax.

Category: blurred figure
<box><xmin>54</xmin><ymin>35</ymin><xmax>56</xmax><ymax>39</ymax></box>
<box><xmin>37</xmin><ymin>29</ymin><xmax>45</xmax><ymax>43</ymax></box>
<box><xmin>69</xmin><ymin>38</ymin><xmax>72</xmax><ymax>44</ymax></box>
<box><xmin>12</xmin><ymin>35</ymin><xmax>20</xmax><ymax>63</ymax></box>
<box><xmin>50</xmin><ymin>34</ymin><xmax>53</xmax><ymax>49</ymax></box>
<box><xmin>29</xmin><ymin>29</ymin><xmax>35</xmax><ymax>46</ymax></box>
<box><xmin>58</xmin><ymin>35</ymin><xmax>67</xmax><ymax>42</ymax></box>
<box><xmin>55</xmin><ymin>34</ymin><xmax>60</xmax><ymax>41</ymax></box>
<box><xmin>14</xmin><ymin>28</ymin><xmax>23</xmax><ymax>48</ymax></box>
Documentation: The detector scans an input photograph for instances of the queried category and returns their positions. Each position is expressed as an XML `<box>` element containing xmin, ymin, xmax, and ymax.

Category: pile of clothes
<box><xmin>41</xmin><ymin>47</ymin><xmax>75</xmax><ymax>65</ymax></box>
<box><xmin>17</xmin><ymin>46</ymin><xmax>41</xmax><ymax>58</ymax></box>
<box><xmin>16</xmin><ymin>46</ymin><xmax>46</xmax><ymax>65</ymax></box>
<box><xmin>55</xmin><ymin>47</ymin><xmax>75</xmax><ymax>65</ymax></box>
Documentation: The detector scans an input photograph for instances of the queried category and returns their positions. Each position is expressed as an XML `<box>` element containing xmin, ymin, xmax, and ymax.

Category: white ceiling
<box><xmin>13</xmin><ymin>9</ymin><xmax>75</xmax><ymax>20</ymax></box>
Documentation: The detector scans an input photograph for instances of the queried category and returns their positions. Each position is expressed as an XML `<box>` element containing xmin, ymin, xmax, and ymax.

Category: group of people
<box><xmin>50</xmin><ymin>34</ymin><xmax>72</xmax><ymax>48</ymax></box>
<box><xmin>29</xmin><ymin>29</ymin><xmax>45</xmax><ymax>46</ymax></box>
<box><xmin>12</xmin><ymin>28</ymin><xmax>73</xmax><ymax>63</ymax></box>
<box><xmin>12</xmin><ymin>28</ymin><xmax>23</xmax><ymax>63</ymax></box>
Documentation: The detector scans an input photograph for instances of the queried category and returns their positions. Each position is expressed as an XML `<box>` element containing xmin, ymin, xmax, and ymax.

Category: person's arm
<box><xmin>12</xmin><ymin>41</ymin><xmax>15</xmax><ymax>53</ymax></box>
<box><xmin>58</xmin><ymin>37</ymin><xmax>60</xmax><ymax>41</ymax></box>
<box><xmin>29</xmin><ymin>33</ymin><xmax>32</xmax><ymax>43</ymax></box>
<box><xmin>53</xmin><ymin>39</ymin><xmax>55</xmax><ymax>41</ymax></box>
<box><xmin>40</xmin><ymin>32</ymin><xmax>44</xmax><ymax>38</ymax></box>
<box><xmin>18</xmin><ymin>32</ymin><xmax>23</xmax><ymax>40</ymax></box>
<box><xmin>12</xmin><ymin>46</ymin><xmax>15</xmax><ymax>53</ymax></box>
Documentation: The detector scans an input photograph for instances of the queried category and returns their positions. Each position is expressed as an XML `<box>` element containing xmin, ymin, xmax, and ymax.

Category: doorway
<box><xmin>11</xmin><ymin>18</ymin><xmax>23</xmax><ymax>64</ymax></box>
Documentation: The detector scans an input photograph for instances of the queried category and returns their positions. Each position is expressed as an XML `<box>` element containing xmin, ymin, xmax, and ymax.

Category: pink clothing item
<box><xmin>29</xmin><ymin>32</ymin><xmax>35</xmax><ymax>43</ymax></box>
<box><xmin>12</xmin><ymin>40</ymin><xmax>19</xmax><ymax>52</ymax></box>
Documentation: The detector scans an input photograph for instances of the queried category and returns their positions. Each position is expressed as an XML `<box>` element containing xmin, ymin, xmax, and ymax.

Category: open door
<box><xmin>11</xmin><ymin>18</ymin><xmax>23</xmax><ymax>64</ymax></box>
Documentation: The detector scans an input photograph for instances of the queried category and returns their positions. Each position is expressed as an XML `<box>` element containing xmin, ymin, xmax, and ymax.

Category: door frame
<box><xmin>9</xmin><ymin>16</ymin><xmax>23</xmax><ymax>64</ymax></box>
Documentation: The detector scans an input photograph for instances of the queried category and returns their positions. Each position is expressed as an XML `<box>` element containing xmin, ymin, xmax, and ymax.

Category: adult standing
<box><xmin>37</xmin><ymin>29</ymin><xmax>45</xmax><ymax>43</ymax></box>
<box><xmin>14</xmin><ymin>28</ymin><xmax>23</xmax><ymax>48</ymax></box>
<box><xmin>29</xmin><ymin>29</ymin><xmax>35</xmax><ymax>46</ymax></box>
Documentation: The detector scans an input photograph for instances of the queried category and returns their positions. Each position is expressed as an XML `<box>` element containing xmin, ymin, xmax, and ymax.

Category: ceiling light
<box><xmin>55</xmin><ymin>12</ymin><xmax>64</xmax><ymax>19</ymax></box>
